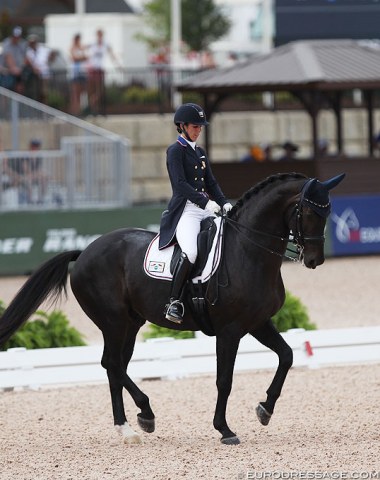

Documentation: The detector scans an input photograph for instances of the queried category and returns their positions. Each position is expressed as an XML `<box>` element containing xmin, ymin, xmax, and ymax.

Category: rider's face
<box><xmin>185</xmin><ymin>124</ymin><xmax>202</xmax><ymax>142</ymax></box>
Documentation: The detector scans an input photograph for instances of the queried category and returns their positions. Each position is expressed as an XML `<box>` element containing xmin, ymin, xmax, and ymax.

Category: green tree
<box><xmin>142</xmin><ymin>0</ymin><xmax>231</xmax><ymax>52</ymax></box>
<box><xmin>0</xmin><ymin>8</ymin><xmax>11</xmax><ymax>41</ymax></box>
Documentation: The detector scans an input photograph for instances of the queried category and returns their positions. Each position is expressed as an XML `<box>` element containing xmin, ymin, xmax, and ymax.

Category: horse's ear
<box><xmin>321</xmin><ymin>173</ymin><xmax>346</xmax><ymax>191</ymax></box>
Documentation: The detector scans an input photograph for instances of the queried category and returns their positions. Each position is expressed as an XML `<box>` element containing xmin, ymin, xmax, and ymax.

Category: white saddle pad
<box><xmin>144</xmin><ymin>216</ymin><xmax>223</xmax><ymax>283</ymax></box>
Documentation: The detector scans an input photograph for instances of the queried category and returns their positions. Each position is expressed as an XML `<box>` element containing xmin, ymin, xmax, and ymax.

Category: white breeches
<box><xmin>175</xmin><ymin>200</ymin><xmax>212</xmax><ymax>264</ymax></box>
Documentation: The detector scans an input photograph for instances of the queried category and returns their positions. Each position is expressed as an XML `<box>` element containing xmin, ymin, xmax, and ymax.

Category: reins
<box><xmin>223</xmin><ymin>215</ymin><xmax>300</xmax><ymax>262</ymax></box>
<box><xmin>206</xmin><ymin>211</ymin><xmax>300</xmax><ymax>306</ymax></box>
<box><xmin>223</xmin><ymin>178</ymin><xmax>327</xmax><ymax>261</ymax></box>
<box><xmin>206</xmin><ymin>178</ymin><xmax>328</xmax><ymax>305</ymax></box>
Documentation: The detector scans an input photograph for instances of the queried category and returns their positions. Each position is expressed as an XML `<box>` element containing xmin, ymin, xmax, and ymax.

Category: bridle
<box><xmin>208</xmin><ymin>175</ymin><xmax>342</xmax><ymax>305</ymax></box>
<box><xmin>292</xmin><ymin>178</ymin><xmax>329</xmax><ymax>249</ymax></box>
<box><xmin>223</xmin><ymin>179</ymin><xmax>328</xmax><ymax>263</ymax></box>
<box><xmin>208</xmin><ymin>181</ymin><xmax>328</xmax><ymax>305</ymax></box>
<box><xmin>287</xmin><ymin>202</ymin><xmax>326</xmax><ymax>262</ymax></box>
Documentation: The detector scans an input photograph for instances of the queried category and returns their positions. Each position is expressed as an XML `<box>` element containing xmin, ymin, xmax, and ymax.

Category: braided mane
<box><xmin>229</xmin><ymin>172</ymin><xmax>307</xmax><ymax>217</ymax></box>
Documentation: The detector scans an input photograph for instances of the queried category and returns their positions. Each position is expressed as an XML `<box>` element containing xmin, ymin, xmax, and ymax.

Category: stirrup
<box><xmin>165</xmin><ymin>299</ymin><xmax>184</xmax><ymax>324</ymax></box>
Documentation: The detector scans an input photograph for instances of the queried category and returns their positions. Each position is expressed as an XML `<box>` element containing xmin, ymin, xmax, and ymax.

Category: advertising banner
<box><xmin>0</xmin><ymin>207</ymin><xmax>163</xmax><ymax>276</ymax></box>
<box><xmin>330</xmin><ymin>195</ymin><xmax>380</xmax><ymax>256</ymax></box>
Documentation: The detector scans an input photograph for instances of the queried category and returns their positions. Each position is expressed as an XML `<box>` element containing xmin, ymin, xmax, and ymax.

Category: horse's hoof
<box><xmin>256</xmin><ymin>403</ymin><xmax>272</xmax><ymax>426</ymax></box>
<box><xmin>115</xmin><ymin>422</ymin><xmax>142</xmax><ymax>445</ymax></box>
<box><xmin>137</xmin><ymin>414</ymin><xmax>155</xmax><ymax>433</ymax></box>
<box><xmin>221</xmin><ymin>435</ymin><xmax>240</xmax><ymax>445</ymax></box>
<box><xmin>123</xmin><ymin>433</ymin><xmax>142</xmax><ymax>445</ymax></box>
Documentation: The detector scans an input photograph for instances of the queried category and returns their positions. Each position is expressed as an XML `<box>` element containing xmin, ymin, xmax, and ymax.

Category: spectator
<box><xmin>2</xmin><ymin>139</ymin><xmax>48</xmax><ymax>205</ymax></box>
<box><xmin>22</xmin><ymin>138</ymin><xmax>48</xmax><ymax>204</ymax></box>
<box><xmin>0</xmin><ymin>136</ymin><xmax>19</xmax><ymax>206</ymax></box>
<box><xmin>69</xmin><ymin>33</ymin><xmax>88</xmax><ymax>116</ymax></box>
<box><xmin>1</xmin><ymin>161</ymin><xmax>20</xmax><ymax>207</ymax></box>
<box><xmin>225</xmin><ymin>52</ymin><xmax>238</xmax><ymax>68</ymax></box>
<box><xmin>86</xmin><ymin>29</ymin><xmax>121</xmax><ymax>115</ymax></box>
<box><xmin>317</xmin><ymin>138</ymin><xmax>330</xmax><ymax>158</ymax></box>
<box><xmin>150</xmin><ymin>44</ymin><xmax>170</xmax><ymax>66</ymax></box>
<box><xmin>260</xmin><ymin>142</ymin><xmax>272</xmax><ymax>161</ymax></box>
<box><xmin>240</xmin><ymin>143</ymin><xmax>272</xmax><ymax>162</ymax></box>
<box><xmin>2</xmin><ymin>153</ymin><xmax>28</xmax><ymax>205</ymax></box>
<box><xmin>372</xmin><ymin>132</ymin><xmax>380</xmax><ymax>157</ymax></box>
<box><xmin>1</xmin><ymin>26</ymin><xmax>27</xmax><ymax>94</ymax></box>
<box><xmin>25</xmin><ymin>34</ymin><xmax>53</xmax><ymax>102</ymax></box>
<box><xmin>279</xmin><ymin>141</ymin><xmax>299</xmax><ymax>161</ymax></box>
<box><xmin>150</xmin><ymin>45</ymin><xmax>170</xmax><ymax>104</ymax></box>
<box><xmin>201</xmin><ymin>50</ymin><xmax>216</xmax><ymax>69</ymax></box>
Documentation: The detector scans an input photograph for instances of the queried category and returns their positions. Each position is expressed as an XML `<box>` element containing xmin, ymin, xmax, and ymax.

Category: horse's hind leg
<box><xmin>102</xmin><ymin>322</ymin><xmax>155</xmax><ymax>445</ymax></box>
<box><xmin>251</xmin><ymin>320</ymin><xmax>293</xmax><ymax>426</ymax></box>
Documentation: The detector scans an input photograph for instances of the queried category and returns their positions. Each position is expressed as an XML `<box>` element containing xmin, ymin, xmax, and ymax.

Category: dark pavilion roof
<box><xmin>177</xmin><ymin>39</ymin><xmax>380</xmax><ymax>94</ymax></box>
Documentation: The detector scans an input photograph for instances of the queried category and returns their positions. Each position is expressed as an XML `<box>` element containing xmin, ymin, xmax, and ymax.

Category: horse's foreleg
<box><xmin>120</xmin><ymin>372</ymin><xmax>155</xmax><ymax>438</ymax></box>
<box><xmin>122</xmin><ymin>327</ymin><xmax>155</xmax><ymax>435</ymax></box>
<box><xmin>213</xmin><ymin>330</ymin><xmax>241</xmax><ymax>445</ymax></box>
<box><xmin>251</xmin><ymin>320</ymin><xmax>293</xmax><ymax>425</ymax></box>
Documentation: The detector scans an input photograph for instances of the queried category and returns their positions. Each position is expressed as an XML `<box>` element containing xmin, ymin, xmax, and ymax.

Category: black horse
<box><xmin>0</xmin><ymin>172</ymin><xmax>344</xmax><ymax>445</ymax></box>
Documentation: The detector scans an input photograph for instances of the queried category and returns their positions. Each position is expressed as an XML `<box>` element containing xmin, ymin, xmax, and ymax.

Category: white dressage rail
<box><xmin>0</xmin><ymin>327</ymin><xmax>379</xmax><ymax>390</ymax></box>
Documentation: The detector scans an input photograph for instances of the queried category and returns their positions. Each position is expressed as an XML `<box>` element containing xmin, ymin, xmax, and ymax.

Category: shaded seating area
<box><xmin>177</xmin><ymin>39</ymin><xmax>380</xmax><ymax>197</ymax></box>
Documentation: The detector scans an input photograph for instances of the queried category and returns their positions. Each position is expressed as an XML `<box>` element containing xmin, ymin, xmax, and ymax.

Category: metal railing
<box><xmin>0</xmin><ymin>86</ymin><xmax>131</xmax><ymax>211</ymax></box>
<box><xmin>1</xmin><ymin>66</ymin><xmax>208</xmax><ymax>116</ymax></box>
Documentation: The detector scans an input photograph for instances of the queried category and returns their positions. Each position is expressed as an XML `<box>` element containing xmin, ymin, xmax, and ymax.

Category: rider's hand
<box><xmin>223</xmin><ymin>202</ymin><xmax>233</xmax><ymax>213</ymax></box>
<box><xmin>205</xmin><ymin>200</ymin><xmax>221</xmax><ymax>215</ymax></box>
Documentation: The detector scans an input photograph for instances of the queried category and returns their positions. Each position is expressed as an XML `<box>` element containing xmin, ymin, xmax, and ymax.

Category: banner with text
<box><xmin>330</xmin><ymin>195</ymin><xmax>380</xmax><ymax>256</ymax></box>
<box><xmin>0</xmin><ymin>207</ymin><xmax>162</xmax><ymax>275</ymax></box>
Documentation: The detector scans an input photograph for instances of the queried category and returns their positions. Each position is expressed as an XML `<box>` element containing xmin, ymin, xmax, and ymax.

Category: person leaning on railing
<box><xmin>0</xmin><ymin>26</ymin><xmax>27</xmax><ymax>94</ymax></box>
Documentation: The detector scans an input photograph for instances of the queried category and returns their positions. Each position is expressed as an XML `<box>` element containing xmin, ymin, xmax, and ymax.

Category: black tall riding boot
<box><xmin>165</xmin><ymin>253</ymin><xmax>192</xmax><ymax>324</ymax></box>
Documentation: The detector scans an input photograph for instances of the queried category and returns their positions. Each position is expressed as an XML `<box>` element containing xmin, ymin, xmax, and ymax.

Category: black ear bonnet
<box><xmin>300</xmin><ymin>173</ymin><xmax>345</xmax><ymax>218</ymax></box>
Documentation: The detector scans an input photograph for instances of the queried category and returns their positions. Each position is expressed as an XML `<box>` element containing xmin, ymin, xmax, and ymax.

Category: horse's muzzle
<box><xmin>304</xmin><ymin>255</ymin><xmax>325</xmax><ymax>269</ymax></box>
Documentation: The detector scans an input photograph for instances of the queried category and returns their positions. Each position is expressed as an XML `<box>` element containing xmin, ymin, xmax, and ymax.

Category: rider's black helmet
<box><xmin>174</xmin><ymin>103</ymin><xmax>209</xmax><ymax>130</ymax></box>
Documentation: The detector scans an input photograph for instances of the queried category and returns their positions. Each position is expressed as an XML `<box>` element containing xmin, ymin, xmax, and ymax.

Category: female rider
<box><xmin>159</xmin><ymin>103</ymin><xmax>232</xmax><ymax>324</ymax></box>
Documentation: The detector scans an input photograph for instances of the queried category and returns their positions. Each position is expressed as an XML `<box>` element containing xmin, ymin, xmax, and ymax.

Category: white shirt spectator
<box><xmin>26</xmin><ymin>39</ymin><xmax>51</xmax><ymax>79</ymax></box>
<box><xmin>87</xmin><ymin>29</ymin><xmax>119</xmax><ymax>72</ymax></box>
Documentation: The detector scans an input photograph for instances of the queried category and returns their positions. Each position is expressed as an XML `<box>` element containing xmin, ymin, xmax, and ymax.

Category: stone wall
<box><xmin>90</xmin><ymin>109</ymin><xmax>380</xmax><ymax>204</ymax></box>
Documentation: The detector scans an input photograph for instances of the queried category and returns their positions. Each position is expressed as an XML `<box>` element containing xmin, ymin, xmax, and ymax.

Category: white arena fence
<box><xmin>0</xmin><ymin>86</ymin><xmax>131</xmax><ymax>210</ymax></box>
<box><xmin>0</xmin><ymin>326</ymin><xmax>379</xmax><ymax>391</ymax></box>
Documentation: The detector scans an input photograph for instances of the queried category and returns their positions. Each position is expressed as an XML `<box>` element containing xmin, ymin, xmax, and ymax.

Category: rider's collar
<box><xmin>177</xmin><ymin>135</ymin><xmax>196</xmax><ymax>150</ymax></box>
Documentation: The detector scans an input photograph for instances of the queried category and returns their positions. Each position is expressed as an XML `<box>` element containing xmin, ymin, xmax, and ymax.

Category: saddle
<box><xmin>170</xmin><ymin>216</ymin><xmax>217</xmax><ymax>277</ymax></box>
<box><xmin>144</xmin><ymin>216</ymin><xmax>223</xmax><ymax>283</ymax></box>
<box><xmin>143</xmin><ymin>216</ymin><xmax>223</xmax><ymax>336</ymax></box>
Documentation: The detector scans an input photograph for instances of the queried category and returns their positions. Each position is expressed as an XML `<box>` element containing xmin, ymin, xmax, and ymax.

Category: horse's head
<box><xmin>290</xmin><ymin>173</ymin><xmax>345</xmax><ymax>269</ymax></box>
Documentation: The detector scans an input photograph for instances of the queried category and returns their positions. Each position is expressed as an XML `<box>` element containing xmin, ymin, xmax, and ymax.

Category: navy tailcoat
<box><xmin>158</xmin><ymin>136</ymin><xmax>227</xmax><ymax>249</ymax></box>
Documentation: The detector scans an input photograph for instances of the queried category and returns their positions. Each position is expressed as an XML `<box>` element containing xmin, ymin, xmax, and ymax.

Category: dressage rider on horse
<box><xmin>158</xmin><ymin>103</ymin><xmax>233</xmax><ymax>324</ymax></box>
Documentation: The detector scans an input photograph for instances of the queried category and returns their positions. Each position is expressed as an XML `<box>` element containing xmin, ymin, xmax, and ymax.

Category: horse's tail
<box><xmin>0</xmin><ymin>250</ymin><xmax>82</xmax><ymax>348</ymax></box>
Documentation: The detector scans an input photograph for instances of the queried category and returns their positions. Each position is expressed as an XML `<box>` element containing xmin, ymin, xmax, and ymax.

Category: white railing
<box><xmin>1</xmin><ymin>327</ymin><xmax>379</xmax><ymax>390</ymax></box>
